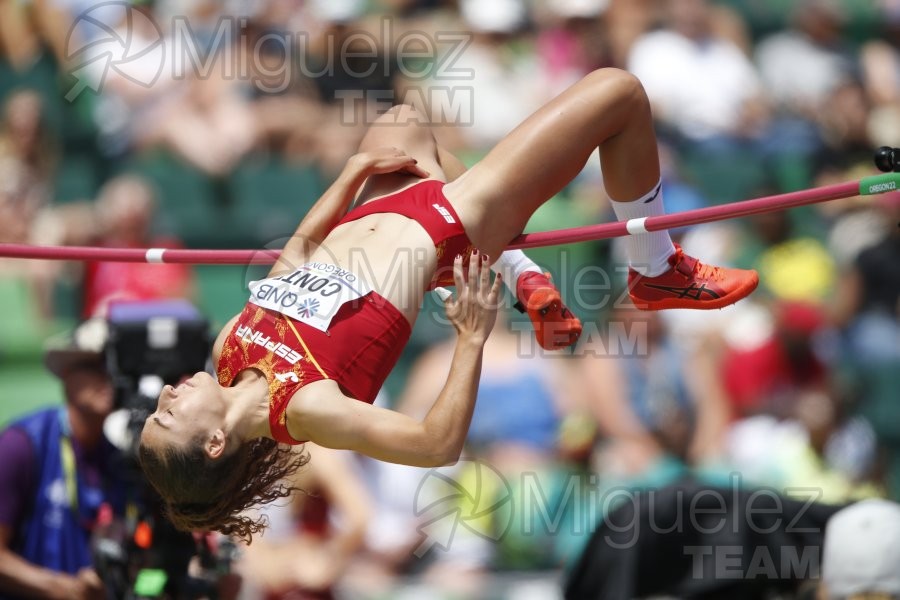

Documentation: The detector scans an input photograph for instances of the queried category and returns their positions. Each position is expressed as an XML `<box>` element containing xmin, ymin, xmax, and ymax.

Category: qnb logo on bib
<box><xmin>249</xmin><ymin>263</ymin><xmax>371</xmax><ymax>332</ymax></box>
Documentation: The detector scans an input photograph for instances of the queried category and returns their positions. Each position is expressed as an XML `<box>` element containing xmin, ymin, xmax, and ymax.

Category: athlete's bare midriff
<box><xmin>312</xmin><ymin>212</ymin><xmax>437</xmax><ymax>325</ymax></box>
<box><xmin>305</xmin><ymin>175</ymin><xmax>452</xmax><ymax>325</ymax></box>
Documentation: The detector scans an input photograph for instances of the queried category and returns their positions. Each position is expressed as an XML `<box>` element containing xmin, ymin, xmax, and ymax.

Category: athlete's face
<box><xmin>140</xmin><ymin>371</ymin><xmax>227</xmax><ymax>455</ymax></box>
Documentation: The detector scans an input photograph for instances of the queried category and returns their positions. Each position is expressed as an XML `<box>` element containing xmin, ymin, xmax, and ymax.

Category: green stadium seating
<box><xmin>229</xmin><ymin>157</ymin><xmax>324</xmax><ymax>246</ymax></box>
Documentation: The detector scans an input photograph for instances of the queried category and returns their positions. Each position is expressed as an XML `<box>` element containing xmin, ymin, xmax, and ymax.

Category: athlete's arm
<box><xmin>291</xmin><ymin>336</ymin><xmax>486</xmax><ymax>467</ymax></box>
<box><xmin>287</xmin><ymin>253</ymin><xmax>501</xmax><ymax>467</ymax></box>
<box><xmin>270</xmin><ymin>148</ymin><xmax>429</xmax><ymax>276</ymax></box>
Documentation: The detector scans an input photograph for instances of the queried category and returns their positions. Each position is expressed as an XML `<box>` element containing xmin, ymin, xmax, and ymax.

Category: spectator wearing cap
<box><xmin>821</xmin><ymin>499</ymin><xmax>900</xmax><ymax>600</ymax></box>
<box><xmin>0</xmin><ymin>319</ymin><xmax>123</xmax><ymax>600</ymax></box>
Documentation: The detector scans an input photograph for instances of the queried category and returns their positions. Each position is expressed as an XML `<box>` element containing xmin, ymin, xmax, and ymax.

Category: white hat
<box><xmin>310</xmin><ymin>0</ymin><xmax>365</xmax><ymax>23</ymax></box>
<box><xmin>547</xmin><ymin>0</ymin><xmax>609</xmax><ymax>19</ymax></box>
<box><xmin>823</xmin><ymin>499</ymin><xmax>900</xmax><ymax>599</ymax></box>
<box><xmin>43</xmin><ymin>318</ymin><xmax>109</xmax><ymax>378</ymax></box>
<box><xmin>460</xmin><ymin>0</ymin><xmax>527</xmax><ymax>33</ymax></box>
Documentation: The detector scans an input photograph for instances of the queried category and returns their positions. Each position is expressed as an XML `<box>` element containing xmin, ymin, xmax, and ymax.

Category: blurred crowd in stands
<box><xmin>1</xmin><ymin>0</ymin><xmax>899</xmax><ymax>598</ymax></box>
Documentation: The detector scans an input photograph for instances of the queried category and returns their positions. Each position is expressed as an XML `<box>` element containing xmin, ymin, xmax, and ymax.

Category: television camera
<box><xmin>94</xmin><ymin>300</ymin><xmax>238</xmax><ymax>599</ymax></box>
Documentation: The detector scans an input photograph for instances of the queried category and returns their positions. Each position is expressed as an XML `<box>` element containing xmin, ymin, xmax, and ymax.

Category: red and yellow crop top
<box><xmin>215</xmin><ymin>292</ymin><xmax>411</xmax><ymax>444</ymax></box>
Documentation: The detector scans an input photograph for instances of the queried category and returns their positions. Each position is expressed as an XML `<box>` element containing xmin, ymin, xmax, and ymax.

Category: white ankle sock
<box><xmin>492</xmin><ymin>250</ymin><xmax>542</xmax><ymax>296</ymax></box>
<box><xmin>609</xmin><ymin>182</ymin><xmax>676</xmax><ymax>276</ymax></box>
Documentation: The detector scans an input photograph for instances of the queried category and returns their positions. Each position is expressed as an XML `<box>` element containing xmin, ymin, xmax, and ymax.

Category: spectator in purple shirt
<box><xmin>0</xmin><ymin>319</ymin><xmax>121</xmax><ymax>600</ymax></box>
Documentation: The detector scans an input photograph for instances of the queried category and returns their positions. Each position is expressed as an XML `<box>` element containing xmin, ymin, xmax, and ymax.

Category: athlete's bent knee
<box><xmin>582</xmin><ymin>68</ymin><xmax>648</xmax><ymax>108</ymax></box>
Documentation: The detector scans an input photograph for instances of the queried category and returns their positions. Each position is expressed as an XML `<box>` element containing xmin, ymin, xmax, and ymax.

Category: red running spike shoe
<box><xmin>516</xmin><ymin>272</ymin><xmax>582</xmax><ymax>350</ymax></box>
<box><xmin>628</xmin><ymin>244</ymin><xmax>759</xmax><ymax>311</ymax></box>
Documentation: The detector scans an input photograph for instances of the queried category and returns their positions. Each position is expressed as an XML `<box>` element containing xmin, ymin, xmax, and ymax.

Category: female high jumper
<box><xmin>139</xmin><ymin>68</ymin><xmax>758</xmax><ymax>540</ymax></box>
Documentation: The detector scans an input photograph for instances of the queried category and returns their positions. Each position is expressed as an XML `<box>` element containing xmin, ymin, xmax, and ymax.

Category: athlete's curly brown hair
<box><xmin>138</xmin><ymin>435</ymin><xmax>308</xmax><ymax>543</ymax></box>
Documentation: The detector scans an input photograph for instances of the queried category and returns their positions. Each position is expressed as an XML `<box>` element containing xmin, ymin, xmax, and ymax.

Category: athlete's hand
<box><xmin>443</xmin><ymin>251</ymin><xmax>502</xmax><ymax>346</ymax></box>
<box><xmin>350</xmin><ymin>147</ymin><xmax>430</xmax><ymax>178</ymax></box>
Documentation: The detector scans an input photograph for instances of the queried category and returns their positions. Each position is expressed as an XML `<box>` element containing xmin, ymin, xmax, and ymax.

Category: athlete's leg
<box><xmin>436</xmin><ymin>146</ymin><xmax>581</xmax><ymax>348</ymax></box>
<box><xmin>444</xmin><ymin>68</ymin><xmax>758</xmax><ymax>310</ymax></box>
<box><xmin>443</xmin><ymin>68</ymin><xmax>659</xmax><ymax>257</ymax></box>
<box><xmin>436</xmin><ymin>145</ymin><xmax>467</xmax><ymax>182</ymax></box>
<box><xmin>354</xmin><ymin>105</ymin><xmax>447</xmax><ymax>204</ymax></box>
<box><xmin>437</xmin><ymin>146</ymin><xmax>537</xmax><ymax>280</ymax></box>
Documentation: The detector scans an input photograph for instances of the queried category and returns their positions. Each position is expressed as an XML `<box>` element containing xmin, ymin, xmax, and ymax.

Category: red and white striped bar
<box><xmin>0</xmin><ymin>174</ymin><xmax>896</xmax><ymax>264</ymax></box>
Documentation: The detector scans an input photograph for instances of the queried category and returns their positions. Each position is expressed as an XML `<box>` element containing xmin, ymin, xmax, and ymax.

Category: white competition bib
<box><xmin>248</xmin><ymin>262</ymin><xmax>371</xmax><ymax>332</ymax></box>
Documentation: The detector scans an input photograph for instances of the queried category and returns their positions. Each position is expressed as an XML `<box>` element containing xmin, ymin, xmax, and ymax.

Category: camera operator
<box><xmin>0</xmin><ymin>319</ymin><xmax>123</xmax><ymax>600</ymax></box>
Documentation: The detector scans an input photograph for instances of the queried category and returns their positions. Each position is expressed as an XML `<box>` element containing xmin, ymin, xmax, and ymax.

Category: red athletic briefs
<box><xmin>335</xmin><ymin>179</ymin><xmax>475</xmax><ymax>289</ymax></box>
<box><xmin>216</xmin><ymin>296</ymin><xmax>410</xmax><ymax>444</ymax></box>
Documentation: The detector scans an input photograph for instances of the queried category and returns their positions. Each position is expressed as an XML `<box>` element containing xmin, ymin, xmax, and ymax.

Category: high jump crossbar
<box><xmin>0</xmin><ymin>173</ymin><xmax>897</xmax><ymax>264</ymax></box>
